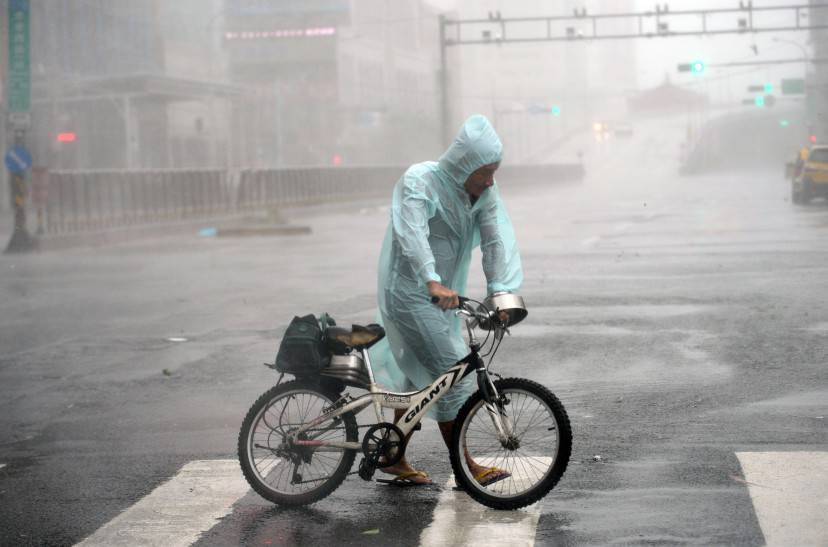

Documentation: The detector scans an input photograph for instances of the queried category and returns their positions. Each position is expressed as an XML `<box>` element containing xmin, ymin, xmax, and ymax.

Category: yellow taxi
<box><xmin>793</xmin><ymin>145</ymin><xmax>828</xmax><ymax>204</ymax></box>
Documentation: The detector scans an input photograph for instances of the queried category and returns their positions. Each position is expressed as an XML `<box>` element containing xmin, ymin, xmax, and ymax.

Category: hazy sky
<box><xmin>425</xmin><ymin>0</ymin><xmax>814</xmax><ymax>104</ymax></box>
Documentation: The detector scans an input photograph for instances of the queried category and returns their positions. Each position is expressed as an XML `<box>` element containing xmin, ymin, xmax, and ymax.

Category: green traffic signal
<box><xmin>677</xmin><ymin>61</ymin><xmax>706</xmax><ymax>73</ymax></box>
<box><xmin>551</xmin><ymin>105</ymin><xmax>561</xmax><ymax>117</ymax></box>
<box><xmin>754</xmin><ymin>95</ymin><xmax>765</xmax><ymax>107</ymax></box>
<box><xmin>763</xmin><ymin>83</ymin><xmax>773</xmax><ymax>93</ymax></box>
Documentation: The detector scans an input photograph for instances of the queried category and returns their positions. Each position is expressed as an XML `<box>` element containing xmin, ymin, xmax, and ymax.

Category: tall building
<box><xmin>26</xmin><ymin>0</ymin><xmax>237</xmax><ymax>170</ymax></box>
<box><xmin>223</xmin><ymin>0</ymin><xmax>443</xmax><ymax>167</ymax></box>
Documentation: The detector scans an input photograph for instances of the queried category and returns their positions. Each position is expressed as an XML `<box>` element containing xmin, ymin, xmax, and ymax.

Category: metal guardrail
<box><xmin>38</xmin><ymin>164</ymin><xmax>583</xmax><ymax>235</ymax></box>
<box><xmin>43</xmin><ymin>169</ymin><xmax>229</xmax><ymax>233</ymax></box>
<box><xmin>236</xmin><ymin>166</ymin><xmax>403</xmax><ymax>210</ymax></box>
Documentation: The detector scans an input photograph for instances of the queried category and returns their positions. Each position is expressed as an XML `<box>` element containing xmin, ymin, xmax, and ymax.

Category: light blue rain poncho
<box><xmin>370</xmin><ymin>115</ymin><xmax>523</xmax><ymax>422</ymax></box>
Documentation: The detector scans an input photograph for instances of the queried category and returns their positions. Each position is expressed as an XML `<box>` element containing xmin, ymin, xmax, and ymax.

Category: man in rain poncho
<box><xmin>371</xmin><ymin>115</ymin><xmax>522</xmax><ymax>485</ymax></box>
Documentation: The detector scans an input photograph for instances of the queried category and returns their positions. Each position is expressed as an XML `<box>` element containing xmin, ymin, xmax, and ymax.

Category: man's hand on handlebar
<box><xmin>428</xmin><ymin>288</ymin><xmax>510</xmax><ymax>327</ymax></box>
<box><xmin>427</xmin><ymin>281</ymin><xmax>459</xmax><ymax>310</ymax></box>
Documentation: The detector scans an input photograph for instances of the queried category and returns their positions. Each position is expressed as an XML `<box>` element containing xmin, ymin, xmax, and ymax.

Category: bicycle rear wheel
<box><xmin>450</xmin><ymin>377</ymin><xmax>571</xmax><ymax>510</ymax></box>
<box><xmin>238</xmin><ymin>380</ymin><xmax>358</xmax><ymax>506</ymax></box>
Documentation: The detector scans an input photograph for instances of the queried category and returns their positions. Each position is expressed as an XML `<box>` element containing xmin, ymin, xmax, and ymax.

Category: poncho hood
<box><xmin>437</xmin><ymin>115</ymin><xmax>503</xmax><ymax>185</ymax></box>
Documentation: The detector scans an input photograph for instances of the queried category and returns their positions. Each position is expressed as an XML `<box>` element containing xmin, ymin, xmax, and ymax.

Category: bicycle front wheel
<box><xmin>450</xmin><ymin>377</ymin><xmax>571</xmax><ymax>510</ymax></box>
<box><xmin>238</xmin><ymin>380</ymin><xmax>358</xmax><ymax>506</ymax></box>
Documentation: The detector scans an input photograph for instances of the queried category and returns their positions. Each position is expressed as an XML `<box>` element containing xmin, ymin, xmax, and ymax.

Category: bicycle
<box><xmin>238</xmin><ymin>293</ymin><xmax>572</xmax><ymax>510</ymax></box>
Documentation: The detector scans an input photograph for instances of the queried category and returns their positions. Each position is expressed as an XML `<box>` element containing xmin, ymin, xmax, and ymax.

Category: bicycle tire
<box><xmin>238</xmin><ymin>380</ymin><xmax>358</xmax><ymax>506</ymax></box>
<box><xmin>450</xmin><ymin>377</ymin><xmax>571</xmax><ymax>510</ymax></box>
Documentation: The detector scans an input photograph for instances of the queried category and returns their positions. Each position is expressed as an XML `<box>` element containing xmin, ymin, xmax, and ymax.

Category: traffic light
<box><xmin>57</xmin><ymin>132</ymin><xmax>76</xmax><ymax>142</ymax></box>
<box><xmin>754</xmin><ymin>95</ymin><xmax>765</xmax><ymax>107</ymax></box>
<box><xmin>749</xmin><ymin>83</ymin><xmax>774</xmax><ymax>93</ymax></box>
<box><xmin>677</xmin><ymin>60</ymin><xmax>706</xmax><ymax>73</ymax></box>
<box><xmin>551</xmin><ymin>105</ymin><xmax>562</xmax><ymax>117</ymax></box>
<box><xmin>810</xmin><ymin>134</ymin><xmax>818</xmax><ymax>143</ymax></box>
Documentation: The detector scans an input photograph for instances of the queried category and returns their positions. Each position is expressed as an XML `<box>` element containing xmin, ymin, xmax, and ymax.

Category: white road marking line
<box><xmin>736</xmin><ymin>451</ymin><xmax>828</xmax><ymax>547</ymax></box>
<box><xmin>75</xmin><ymin>459</ymin><xmax>248</xmax><ymax>547</ymax></box>
<box><xmin>419</xmin><ymin>458</ymin><xmax>549</xmax><ymax>547</ymax></box>
<box><xmin>580</xmin><ymin>236</ymin><xmax>600</xmax><ymax>248</ymax></box>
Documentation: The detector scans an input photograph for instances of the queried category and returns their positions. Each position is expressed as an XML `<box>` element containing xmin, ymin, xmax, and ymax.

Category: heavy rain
<box><xmin>1</xmin><ymin>1</ymin><xmax>827</xmax><ymax>545</ymax></box>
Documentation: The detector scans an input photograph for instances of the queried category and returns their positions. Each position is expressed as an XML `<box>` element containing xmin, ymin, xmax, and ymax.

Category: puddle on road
<box><xmin>721</xmin><ymin>389</ymin><xmax>828</xmax><ymax>420</ymax></box>
<box><xmin>802</xmin><ymin>322</ymin><xmax>828</xmax><ymax>333</ymax></box>
<box><xmin>512</xmin><ymin>305</ymin><xmax>712</xmax><ymax>339</ymax></box>
<box><xmin>540</xmin><ymin>353</ymin><xmax>732</xmax><ymax>391</ymax></box>
<box><xmin>609</xmin><ymin>357</ymin><xmax>731</xmax><ymax>386</ymax></box>
<box><xmin>529</xmin><ymin>326</ymin><xmax>732</xmax><ymax>389</ymax></box>
<box><xmin>512</xmin><ymin>324</ymin><xmax>641</xmax><ymax>337</ymax></box>
<box><xmin>530</xmin><ymin>304</ymin><xmax>710</xmax><ymax>321</ymax></box>
<box><xmin>570</xmin><ymin>213</ymin><xmax>670</xmax><ymax>225</ymax></box>
<box><xmin>750</xmin><ymin>390</ymin><xmax>828</xmax><ymax>408</ymax></box>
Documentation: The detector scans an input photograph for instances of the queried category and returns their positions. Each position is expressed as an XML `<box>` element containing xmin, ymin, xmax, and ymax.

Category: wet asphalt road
<box><xmin>2</xmin><ymin>118</ymin><xmax>828</xmax><ymax>546</ymax></box>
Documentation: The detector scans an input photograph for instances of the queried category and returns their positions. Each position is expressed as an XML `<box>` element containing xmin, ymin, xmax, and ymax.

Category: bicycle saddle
<box><xmin>325</xmin><ymin>323</ymin><xmax>386</xmax><ymax>353</ymax></box>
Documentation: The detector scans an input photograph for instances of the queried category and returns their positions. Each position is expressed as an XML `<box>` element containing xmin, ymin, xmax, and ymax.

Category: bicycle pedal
<box><xmin>358</xmin><ymin>458</ymin><xmax>375</xmax><ymax>481</ymax></box>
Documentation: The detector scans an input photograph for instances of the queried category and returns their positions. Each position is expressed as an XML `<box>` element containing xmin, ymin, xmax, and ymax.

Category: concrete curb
<box><xmin>216</xmin><ymin>225</ymin><xmax>311</xmax><ymax>237</ymax></box>
<box><xmin>27</xmin><ymin>216</ymin><xmax>311</xmax><ymax>252</ymax></box>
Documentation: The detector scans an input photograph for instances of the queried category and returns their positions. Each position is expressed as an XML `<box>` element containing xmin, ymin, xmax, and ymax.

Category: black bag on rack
<box><xmin>275</xmin><ymin>314</ymin><xmax>330</xmax><ymax>374</ymax></box>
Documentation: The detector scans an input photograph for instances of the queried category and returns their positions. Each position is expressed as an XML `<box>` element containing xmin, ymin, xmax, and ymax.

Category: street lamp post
<box><xmin>772</xmin><ymin>36</ymin><xmax>809</xmax><ymax>72</ymax></box>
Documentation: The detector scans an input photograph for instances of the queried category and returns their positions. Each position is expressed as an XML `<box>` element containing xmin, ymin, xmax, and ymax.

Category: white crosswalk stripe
<box><xmin>736</xmin><ymin>451</ymin><xmax>828</xmax><ymax>547</ymax></box>
<box><xmin>74</xmin><ymin>460</ymin><xmax>248</xmax><ymax>547</ymax></box>
<box><xmin>419</xmin><ymin>458</ymin><xmax>548</xmax><ymax>547</ymax></box>
<box><xmin>67</xmin><ymin>452</ymin><xmax>828</xmax><ymax>546</ymax></box>
<box><xmin>69</xmin><ymin>456</ymin><xmax>547</xmax><ymax>546</ymax></box>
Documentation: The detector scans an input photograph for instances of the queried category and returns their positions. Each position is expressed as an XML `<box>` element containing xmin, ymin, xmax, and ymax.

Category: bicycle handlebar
<box><xmin>431</xmin><ymin>294</ymin><xmax>504</xmax><ymax>332</ymax></box>
<box><xmin>430</xmin><ymin>295</ymin><xmax>469</xmax><ymax>307</ymax></box>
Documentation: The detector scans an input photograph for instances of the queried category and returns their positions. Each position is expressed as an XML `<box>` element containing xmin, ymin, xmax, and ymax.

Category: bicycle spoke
<box><xmin>461</xmin><ymin>387</ymin><xmax>563</xmax><ymax>500</ymax></box>
<box><xmin>246</xmin><ymin>387</ymin><xmax>352</xmax><ymax>498</ymax></box>
<box><xmin>515</xmin><ymin>405</ymin><xmax>548</xmax><ymax>439</ymax></box>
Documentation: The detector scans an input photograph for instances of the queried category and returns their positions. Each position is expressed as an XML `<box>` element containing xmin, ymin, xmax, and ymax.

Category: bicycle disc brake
<box><xmin>361</xmin><ymin>422</ymin><xmax>406</xmax><ymax>469</ymax></box>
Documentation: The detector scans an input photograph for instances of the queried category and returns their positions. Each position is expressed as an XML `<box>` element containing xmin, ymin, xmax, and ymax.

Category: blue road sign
<box><xmin>5</xmin><ymin>146</ymin><xmax>32</xmax><ymax>174</ymax></box>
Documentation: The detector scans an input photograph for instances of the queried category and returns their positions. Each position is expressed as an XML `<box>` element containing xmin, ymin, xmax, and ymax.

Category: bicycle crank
<box><xmin>361</xmin><ymin>422</ymin><xmax>406</xmax><ymax>470</ymax></box>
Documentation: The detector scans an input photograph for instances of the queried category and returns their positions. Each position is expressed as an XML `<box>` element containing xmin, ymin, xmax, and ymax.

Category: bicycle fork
<box><xmin>476</xmin><ymin>368</ymin><xmax>516</xmax><ymax>447</ymax></box>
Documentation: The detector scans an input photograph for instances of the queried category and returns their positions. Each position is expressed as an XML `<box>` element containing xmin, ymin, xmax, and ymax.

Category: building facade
<box><xmin>25</xmin><ymin>0</ymin><xmax>236</xmax><ymax>171</ymax></box>
<box><xmin>223</xmin><ymin>0</ymin><xmax>443</xmax><ymax>167</ymax></box>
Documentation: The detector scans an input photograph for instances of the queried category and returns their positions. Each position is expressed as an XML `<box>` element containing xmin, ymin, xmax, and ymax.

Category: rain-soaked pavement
<box><xmin>1</xmin><ymin>117</ymin><xmax>827</xmax><ymax>546</ymax></box>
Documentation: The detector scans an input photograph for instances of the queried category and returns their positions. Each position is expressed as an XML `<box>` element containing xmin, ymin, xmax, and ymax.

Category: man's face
<box><xmin>464</xmin><ymin>162</ymin><xmax>500</xmax><ymax>197</ymax></box>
